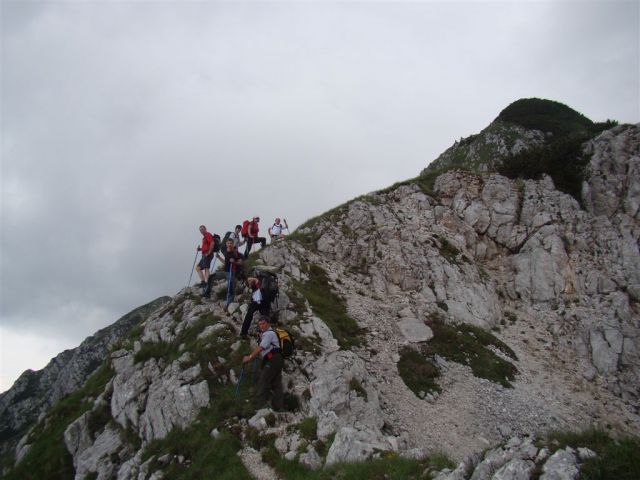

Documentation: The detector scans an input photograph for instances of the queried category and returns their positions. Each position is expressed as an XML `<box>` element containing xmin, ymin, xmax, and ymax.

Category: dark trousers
<box><xmin>241</xmin><ymin>300</ymin><xmax>271</xmax><ymax>336</ymax></box>
<box><xmin>257</xmin><ymin>353</ymin><xmax>283</xmax><ymax>410</ymax></box>
<box><xmin>244</xmin><ymin>237</ymin><xmax>267</xmax><ymax>258</ymax></box>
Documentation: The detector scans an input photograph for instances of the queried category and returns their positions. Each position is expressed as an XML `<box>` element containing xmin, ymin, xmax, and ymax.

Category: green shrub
<box><xmin>496</xmin><ymin>98</ymin><xmax>617</xmax><ymax>203</ymax></box>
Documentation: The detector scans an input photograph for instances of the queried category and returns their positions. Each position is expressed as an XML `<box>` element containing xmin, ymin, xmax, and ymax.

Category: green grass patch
<box><xmin>3</xmin><ymin>363</ymin><xmax>114</xmax><ymax>480</ymax></box>
<box><xmin>349</xmin><ymin>378</ymin><xmax>368</xmax><ymax>401</ymax></box>
<box><xmin>397</xmin><ymin>347</ymin><xmax>441</xmax><ymax>397</ymax></box>
<box><xmin>292</xmin><ymin>265</ymin><xmax>362</xmax><ymax>349</ymax></box>
<box><xmin>425</xmin><ymin>321</ymin><xmax>517</xmax><ymax>388</ymax></box>
<box><xmin>437</xmin><ymin>236</ymin><xmax>461</xmax><ymax>264</ymax></box>
<box><xmin>543</xmin><ymin>429</ymin><xmax>640</xmax><ymax>480</ymax></box>
<box><xmin>297</xmin><ymin>417</ymin><xmax>318</xmax><ymax>441</ymax></box>
<box><xmin>133</xmin><ymin>313</ymin><xmax>230</xmax><ymax>367</ymax></box>
<box><xmin>261</xmin><ymin>434</ymin><xmax>455</xmax><ymax>480</ymax></box>
<box><xmin>142</xmin><ymin>415</ymin><xmax>251</xmax><ymax>479</ymax></box>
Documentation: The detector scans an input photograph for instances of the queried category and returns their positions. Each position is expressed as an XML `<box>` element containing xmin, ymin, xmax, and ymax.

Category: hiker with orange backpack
<box><xmin>242</xmin><ymin>216</ymin><xmax>267</xmax><ymax>259</ymax></box>
<box><xmin>242</xmin><ymin>316</ymin><xmax>284</xmax><ymax>411</ymax></box>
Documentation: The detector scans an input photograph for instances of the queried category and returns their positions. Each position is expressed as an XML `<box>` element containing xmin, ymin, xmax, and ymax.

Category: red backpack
<box><xmin>241</xmin><ymin>220</ymin><xmax>250</xmax><ymax>237</ymax></box>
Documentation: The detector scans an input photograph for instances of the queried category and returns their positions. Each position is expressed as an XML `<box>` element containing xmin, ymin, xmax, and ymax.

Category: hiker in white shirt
<box><xmin>269</xmin><ymin>218</ymin><xmax>288</xmax><ymax>243</ymax></box>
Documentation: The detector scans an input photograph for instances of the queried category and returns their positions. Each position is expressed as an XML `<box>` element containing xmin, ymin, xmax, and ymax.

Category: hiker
<box><xmin>228</xmin><ymin>224</ymin><xmax>246</xmax><ymax>250</ymax></box>
<box><xmin>243</xmin><ymin>216</ymin><xmax>267</xmax><ymax>258</ymax></box>
<box><xmin>240</xmin><ymin>276</ymin><xmax>271</xmax><ymax>338</ymax></box>
<box><xmin>204</xmin><ymin>239</ymin><xmax>243</xmax><ymax>297</ymax></box>
<box><xmin>269</xmin><ymin>218</ymin><xmax>288</xmax><ymax>243</ymax></box>
<box><xmin>195</xmin><ymin>225</ymin><xmax>215</xmax><ymax>287</ymax></box>
<box><xmin>242</xmin><ymin>316</ymin><xmax>284</xmax><ymax>411</ymax></box>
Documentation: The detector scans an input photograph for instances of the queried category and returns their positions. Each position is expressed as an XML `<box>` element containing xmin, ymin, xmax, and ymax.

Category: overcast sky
<box><xmin>1</xmin><ymin>0</ymin><xmax>638</xmax><ymax>392</ymax></box>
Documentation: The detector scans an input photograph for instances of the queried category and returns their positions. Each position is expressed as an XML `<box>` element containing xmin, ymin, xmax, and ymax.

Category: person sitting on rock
<box><xmin>243</xmin><ymin>316</ymin><xmax>284</xmax><ymax>411</ymax></box>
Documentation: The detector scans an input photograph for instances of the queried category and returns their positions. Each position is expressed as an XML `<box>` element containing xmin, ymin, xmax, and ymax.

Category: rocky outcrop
<box><xmin>0</xmin><ymin>296</ymin><xmax>170</xmax><ymax>458</ymax></box>
<box><xmin>433</xmin><ymin>436</ymin><xmax>595</xmax><ymax>480</ymax></box>
<box><xmin>424</xmin><ymin>121</ymin><xmax>548</xmax><ymax>173</ymax></box>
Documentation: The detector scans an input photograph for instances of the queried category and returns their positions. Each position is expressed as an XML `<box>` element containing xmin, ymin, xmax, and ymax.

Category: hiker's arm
<box><xmin>243</xmin><ymin>346</ymin><xmax>263</xmax><ymax>363</ymax></box>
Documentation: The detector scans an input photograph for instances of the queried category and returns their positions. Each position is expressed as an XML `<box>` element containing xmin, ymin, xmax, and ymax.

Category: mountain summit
<box><xmin>2</xmin><ymin>100</ymin><xmax>639</xmax><ymax>480</ymax></box>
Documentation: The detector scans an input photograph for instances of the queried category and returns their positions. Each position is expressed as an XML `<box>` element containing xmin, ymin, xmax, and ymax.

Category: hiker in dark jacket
<box><xmin>204</xmin><ymin>239</ymin><xmax>243</xmax><ymax>298</ymax></box>
<box><xmin>244</xmin><ymin>216</ymin><xmax>267</xmax><ymax>258</ymax></box>
<box><xmin>240</xmin><ymin>276</ymin><xmax>270</xmax><ymax>338</ymax></box>
<box><xmin>243</xmin><ymin>316</ymin><xmax>283</xmax><ymax>411</ymax></box>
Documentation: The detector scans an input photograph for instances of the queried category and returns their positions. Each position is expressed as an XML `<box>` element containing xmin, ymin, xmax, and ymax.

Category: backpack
<box><xmin>212</xmin><ymin>234</ymin><xmax>221</xmax><ymax>253</ymax></box>
<box><xmin>274</xmin><ymin>327</ymin><xmax>295</xmax><ymax>359</ymax></box>
<box><xmin>241</xmin><ymin>220</ymin><xmax>250</xmax><ymax>237</ymax></box>
<box><xmin>254</xmin><ymin>269</ymin><xmax>279</xmax><ymax>305</ymax></box>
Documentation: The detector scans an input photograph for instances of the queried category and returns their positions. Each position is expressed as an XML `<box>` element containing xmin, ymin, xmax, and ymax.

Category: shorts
<box><xmin>199</xmin><ymin>254</ymin><xmax>214</xmax><ymax>269</ymax></box>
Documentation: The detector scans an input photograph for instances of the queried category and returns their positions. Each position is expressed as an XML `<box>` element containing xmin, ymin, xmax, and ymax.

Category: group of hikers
<box><xmin>191</xmin><ymin>216</ymin><xmax>290</xmax><ymax>412</ymax></box>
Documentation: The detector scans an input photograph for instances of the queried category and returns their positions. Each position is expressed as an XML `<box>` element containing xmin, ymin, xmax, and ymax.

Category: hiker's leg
<box><xmin>203</xmin><ymin>268</ymin><xmax>210</xmax><ymax>283</ymax></box>
<box><xmin>244</xmin><ymin>238</ymin><xmax>254</xmax><ymax>258</ymax></box>
<box><xmin>270</xmin><ymin>355</ymin><xmax>284</xmax><ymax>410</ymax></box>
<box><xmin>196</xmin><ymin>261</ymin><xmax>205</xmax><ymax>282</ymax></box>
<box><xmin>259</xmin><ymin>237</ymin><xmax>267</xmax><ymax>248</ymax></box>
<box><xmin>256</xmin><ymin>362</ymin><xmax>271</xmax><ymax>408</ymax></box>
<box><xmin>258</xmin><ymin>300</ymin><xmax>271</xmax><ymax>316</ymax></box>
<box><xmin>241</xmin><ymin>302</ymin><xmax>259</xmax><ymax>336</ymax></box>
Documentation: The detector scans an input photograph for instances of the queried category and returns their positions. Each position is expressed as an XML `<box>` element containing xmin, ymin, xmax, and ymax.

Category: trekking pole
<box><xmin>235</xmin><ymin>366</ymin><xmax>245</xmax><ymax>396</ymax></box>
<box><xmin>226</xmin><ymin>263</ymin><xmax>233</xmax><ymax>306</ymax></box>
<box><xmin>187</xmin><ymin>248</ymin><xmax>199</xmax><ymax>288</ymax></box>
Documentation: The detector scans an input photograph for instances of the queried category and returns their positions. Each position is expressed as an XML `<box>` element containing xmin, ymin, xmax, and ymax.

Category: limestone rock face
<box><xmin>0</xmin><ymin>297</ymin><xmax>170</xmax><ymax>458</ymax></box>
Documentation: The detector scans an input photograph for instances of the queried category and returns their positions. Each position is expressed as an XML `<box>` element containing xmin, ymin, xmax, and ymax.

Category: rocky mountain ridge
<box><xmin>0</xmin><ymin>297</ymin><xmax>171</xmax><ymax>462</ymax></box>
<box><xmin>1</xmin><ymin>101</ymin><xmax>638</xmax><ymax>479</ymax></box>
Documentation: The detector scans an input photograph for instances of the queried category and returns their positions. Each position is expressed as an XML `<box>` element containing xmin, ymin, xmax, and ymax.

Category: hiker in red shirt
<box><xmin>196</xmin><ymin>225</ymin><xmax>215</xmax><ymax>287</ymax></box>
<box><xmin>243</xmin><ymin>216</ymin><xmax>267</xmax><ymax>259</ymax></box>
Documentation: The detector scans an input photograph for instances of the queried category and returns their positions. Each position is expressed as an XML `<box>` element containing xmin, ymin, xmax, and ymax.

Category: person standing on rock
<box><xmin>244</xmin><ymin>216</ymin><xmax>267</xmax><ymax>258</ymax></box>
<box><xmin>195</xmin><ymin>225</ymin><xmax>215</xmax><ymax>287</ymax></box>
<box><xmin>228</xmin><ymin>224</ymin><xmax>246</xmax><ymax>250</ymax></box>
<box><xmin>239</xmin><ymin>276</ymin><xmax>270</xmax><ymax>338</ymax></box>
<box><xmin>269</xmin><ymin>218</ymin><xmax>288</xmax><ymax>243</ymax></box>
<box><xmin>243</xmin><ymin>316</ymin><xmax>284</xmax><ymax>411</ymax></box>
<box><xmin>204</xmin><ymin>238</ymin><xmax>243</xmax><ymax>298</ymax></box>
